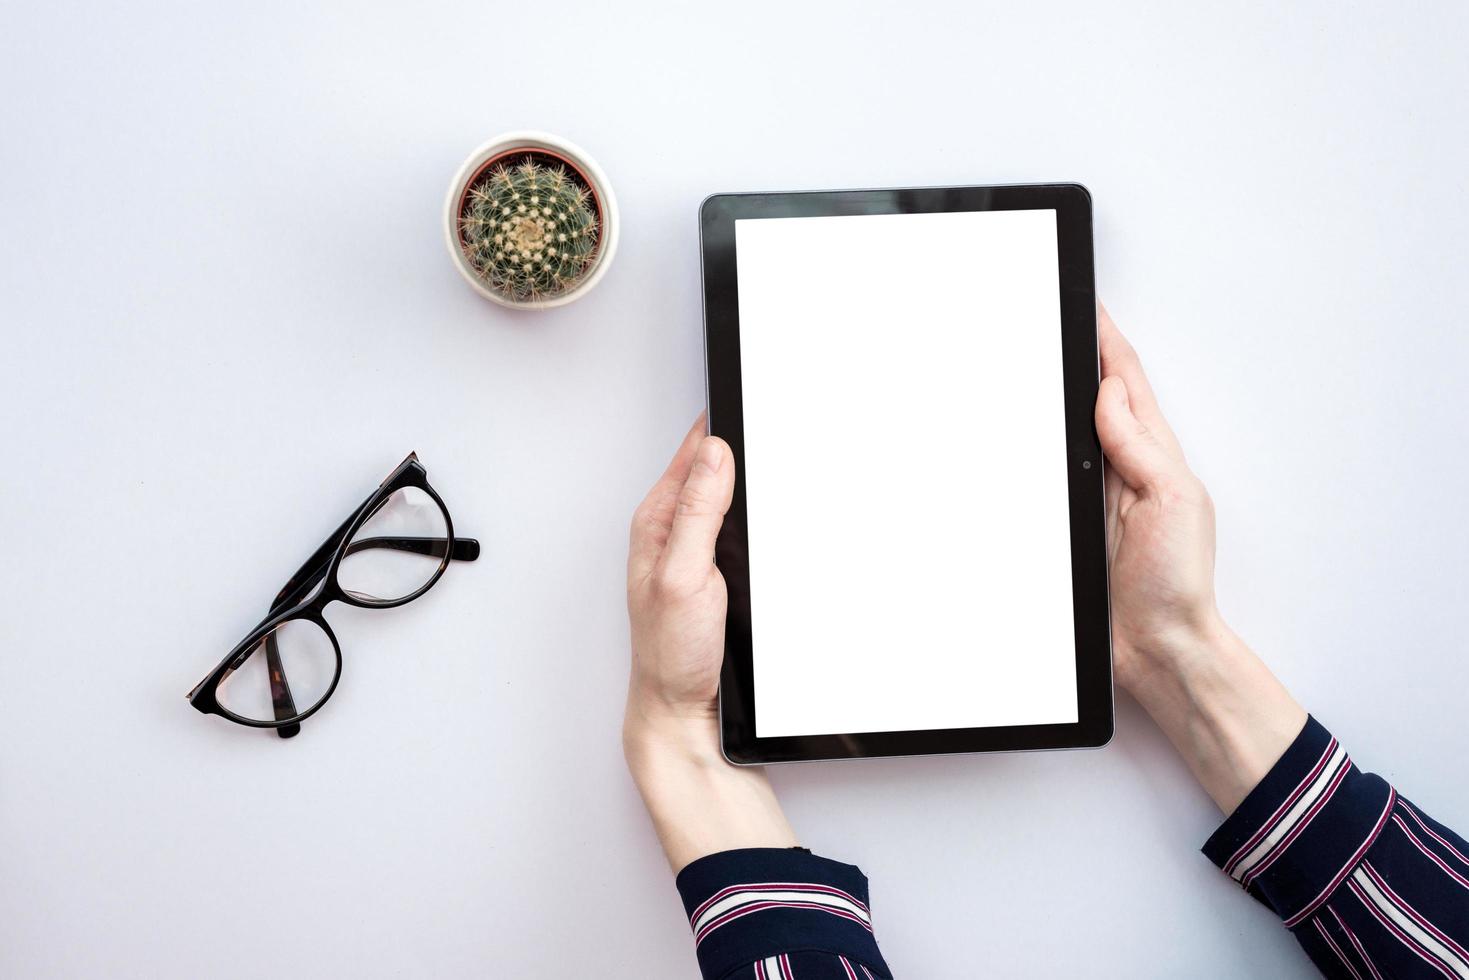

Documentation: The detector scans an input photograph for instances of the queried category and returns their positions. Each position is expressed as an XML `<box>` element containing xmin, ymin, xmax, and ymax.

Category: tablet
<box><xmin>700</xmin><ymin>184</ymin><xmax>1112</xmax><ymax>764</ymax></box>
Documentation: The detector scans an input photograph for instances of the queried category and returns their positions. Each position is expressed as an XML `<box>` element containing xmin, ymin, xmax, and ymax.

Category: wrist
<box><xmin>1122</xmin><ymin>614</ymin><xmax>1307</xmax><ymax>815</ymax></box>
<box><xmin>623</xmin><ymin>704</ymin><xmax>723</xmax><ymax>779</ymax></box>
<box><xmin>623</xmin><ymin>697</ymin><xmax>798</xmax><ymax>872</ymax></box>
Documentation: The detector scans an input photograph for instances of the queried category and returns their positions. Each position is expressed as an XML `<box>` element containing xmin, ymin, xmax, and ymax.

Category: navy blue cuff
<box><xmin>1203</xmin><ymin>715</ymin><xmax>1395</xmax><ymax>928</ymax></box>
<box><xmin>675</xmin><ymin>848</ymin><xmax>891</xmax><ymax>980</ymax></box>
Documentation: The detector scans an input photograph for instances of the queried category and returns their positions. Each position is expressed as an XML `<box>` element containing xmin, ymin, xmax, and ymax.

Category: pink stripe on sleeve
<box><xmin>1346</xmin><ymin>879</ymin><xmax>1457</xmax><ymax>979</ymax></box>
<box><xmin>1225</xmin><ymin>738</ymin><xmax>1337</xmax><ymax>875</ymax></box>
<box><xmin>1362</xmin><ymin>862</ymin><xmax>1469</xmax><ymax>965</ymax></box>
<box><xmin>1393</xmin><ymin>814</ymin><xmax>1469</xmax><ymax>892</ymax></box>
<box><xmin>1402</xmin><ymin>802</ymin><xmax>1469</xmax><ymax>870</ymax></box>
<box><xmin>691</xmin><ymin>881</ymin><xmax>869</xmax><ymax>922</ymax></box>
<box><xmin>1329</xmin><ymin>905</ymin><xmax>1383</xmax><ymax>980</ymax></box>
<box><xmin>1244</xmin><ymin>757</ymin><xmax>1352</xmax><ymax>888</ymax></box>
<box><xmin>1314</xmin><ymin>917</ymin><xmax>1364</xmax><ymax>980</ymax></box>
<box><xmin>695</xmin><ymin>900</ymin><xmax>873</xmax><ymax>945</ymax></box>
<box><xmin>1284</xmin><ymin>788</ymin><xmax>1396</xmax><ymax>928</ymax></box>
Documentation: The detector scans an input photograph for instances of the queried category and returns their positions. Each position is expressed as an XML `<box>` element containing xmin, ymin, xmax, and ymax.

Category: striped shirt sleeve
<box><xmin>675</xmin><ymin>847</ymin><xmax>893</xmax><ymax>979</ymax></box>
<box><xmin>1204</xmin><ymin>715</ymin><xmax>1469</xmax><ymax>978</ymax></box>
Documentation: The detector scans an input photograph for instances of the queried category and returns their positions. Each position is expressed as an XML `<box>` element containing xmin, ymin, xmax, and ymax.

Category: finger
<box><xmin>1102</xmin><ymin>460</ymin><xmax>1123</xmax><ymax>563</ymax></box>
<box><xmin>1096</xmin><ymin>303</ymin><xmax>1184</xmax><ymax>460</ymax></box>
<box><xmin>1095</xmin><ymin>375</ymin><xmax>1181</xmax><ymax>493</ymax></box>
<box><xmin>629</xmin><ymin>414</ymin><xmax>708</xmax><ymax>579</ymax></box>
<box><xmin>1104</xmin><ymin>456</ymin><xmax>1123</xmax><ymax>520</ymax></box>
<box><xmin>658</xmin><ymin>436</ymin><xmax>736</xmax><ymax>586</ymax></box>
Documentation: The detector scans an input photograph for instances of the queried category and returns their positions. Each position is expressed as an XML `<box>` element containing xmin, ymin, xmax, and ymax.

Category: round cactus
<box><xmin>459</xmin><ymin>158</ymin><xmax>600</xmax><ymax>302</ymax></box>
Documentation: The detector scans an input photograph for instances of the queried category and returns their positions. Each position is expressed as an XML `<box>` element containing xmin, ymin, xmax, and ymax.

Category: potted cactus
<box><xmin>444</xmin><ymin>132</ymin><xmax>619</xmax><ymax>310</ymax></box>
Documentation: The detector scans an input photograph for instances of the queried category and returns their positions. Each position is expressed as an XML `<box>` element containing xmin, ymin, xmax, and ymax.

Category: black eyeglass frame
<box><xmin>187</xmin><ymin>453</ymin><xmax>480</xmax><ymax>737</ymax></box>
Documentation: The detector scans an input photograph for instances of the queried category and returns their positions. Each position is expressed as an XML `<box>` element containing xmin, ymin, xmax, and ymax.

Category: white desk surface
<box><xmin>3</xmin><ymin>2</ymin><xmax>1466</xmax><ymax>977</ymax></box>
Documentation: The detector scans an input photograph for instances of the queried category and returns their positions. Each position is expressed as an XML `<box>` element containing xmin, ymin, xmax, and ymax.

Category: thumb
<box><xmin>1096</xmin><ymin>375</ymin><xmax>1178</xmax><ymax>492</ymax></box>
<box><xmin>659</xmin><ymin>436</ymin><xmax>735</xmax><ymax>585</ymax></box>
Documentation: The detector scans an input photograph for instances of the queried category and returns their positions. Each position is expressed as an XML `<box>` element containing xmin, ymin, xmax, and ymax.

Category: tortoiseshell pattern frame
<box><xmin>187</xmin><ymin>453</ymin><xmax>480</xmax><ymax>738</ymax></box>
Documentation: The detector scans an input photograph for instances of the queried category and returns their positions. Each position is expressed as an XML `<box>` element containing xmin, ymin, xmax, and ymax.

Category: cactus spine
<box><xmin>460</xmin><ymin>158</ymin><xmax>599</xmax><ymax>302</ymax></box>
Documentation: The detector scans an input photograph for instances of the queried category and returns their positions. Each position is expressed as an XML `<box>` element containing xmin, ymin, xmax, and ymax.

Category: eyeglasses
<box><xmin>188</xmin><ymin>453</ymin><xmax>480</xmax><ymax>738</ymax></box>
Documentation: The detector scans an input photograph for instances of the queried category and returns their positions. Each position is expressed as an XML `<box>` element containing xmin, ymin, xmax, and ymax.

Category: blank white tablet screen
<box><xmin>734</xmin><ymin>209</ymin><xmax>1079</xmax><ymax>738</ymax></box>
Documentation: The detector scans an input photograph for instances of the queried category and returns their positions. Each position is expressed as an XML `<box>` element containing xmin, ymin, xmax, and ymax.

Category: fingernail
<box><xmin>695</xmin><ymin>438</ymin><xmax>723</xmax><ymax>474</ymax></box>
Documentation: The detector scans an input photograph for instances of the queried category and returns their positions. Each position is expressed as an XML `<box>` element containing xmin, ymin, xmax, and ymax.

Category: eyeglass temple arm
<box><xmin>340</xmin><ymin>536</ymin><xmax>481</xmax><ymax>561</ymax></box>
<box><xmin>266</xmin><ymin>633</ymin><xmax>303</xmax><ymax>739</ymax></box>
<box><xmin>263</xmin><ymin>532</ymin><xmax>481</xmax><ymax>739</ymax></box>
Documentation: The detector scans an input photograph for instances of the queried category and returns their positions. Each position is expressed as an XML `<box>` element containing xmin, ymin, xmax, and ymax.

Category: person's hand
<box><xmin>1094</xmin><ymin>304</ymin><xmax>1305</xmax><ymax>813</ymax></box>
<box><xmin>625</xmin><ymin>416</ymin><xmax>733</xmax><ymax>738</ymax></box>
<box><xmin>624</xmin><ymin>415</ymin><xmax>797</xmax><ymax>872</ymax></box>
<box><xmin>1093</xmin><ymin>305</ymin><xmax>1221</xmax><ymax>690</ymax></box>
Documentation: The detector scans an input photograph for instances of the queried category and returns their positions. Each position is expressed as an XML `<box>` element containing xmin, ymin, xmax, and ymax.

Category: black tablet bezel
<box><xmin>700</xmin><ymin>183</ymin><xmax>1112</xmax><ymax>764</ymax></box>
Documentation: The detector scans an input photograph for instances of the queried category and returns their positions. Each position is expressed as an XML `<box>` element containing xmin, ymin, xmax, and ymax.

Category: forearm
<box><xmin>1125</xmin><ymin>612</ymin><xmax>1307</xmax><ymax>815</ymax></box>
<box><xmin>623</xmin><ymin>708</ymin><xmax>798</xmax><ymax>873</ymax></box>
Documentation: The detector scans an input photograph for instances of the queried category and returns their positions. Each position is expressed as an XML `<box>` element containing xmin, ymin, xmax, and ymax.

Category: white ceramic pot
<box><xmin>443</xmin><ymin>131</ymin><xmax>620</xmax><ymax>310</ymax></box>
